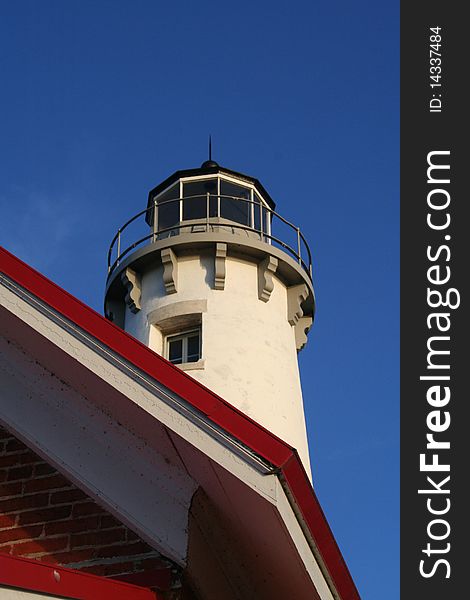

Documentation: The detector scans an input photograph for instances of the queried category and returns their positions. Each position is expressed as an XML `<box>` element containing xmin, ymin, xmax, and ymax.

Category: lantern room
<box><xmin>144</xmin><ymin>160</ymin><xmax>274</xmax><ymax>241</ymax></box>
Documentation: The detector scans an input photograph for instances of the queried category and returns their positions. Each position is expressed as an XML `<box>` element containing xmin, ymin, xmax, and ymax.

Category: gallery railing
<box><xmin>107</xmin><ymin>194</ymin><xmax>312</xmax><ymax>280</ymax></box>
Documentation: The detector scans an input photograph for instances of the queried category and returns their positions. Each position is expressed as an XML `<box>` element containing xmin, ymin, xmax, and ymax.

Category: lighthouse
<box><xmin>1</xmin><ymin>161</ymin><xmax>360</xmax><ymax>599</ymax></box>
<box><xmin>104</xmin><ymin>159</ymin><xmax>315</xmax><ymax>475</ymax></box>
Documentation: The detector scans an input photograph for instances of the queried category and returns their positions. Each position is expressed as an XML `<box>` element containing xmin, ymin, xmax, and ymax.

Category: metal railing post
<box><xmin>117</xmin><ymin>230</ymin><xmax>121</xmax><ymax>266</ymax></box>
<box><xmin>297</xmin><ymin>227</ymin><xmax>301</xmax><ymax>265</ymax></box>
<box><xmin>153</xmin><ymin>199</ymin><xmax>157</xmax><ymax>243</ymax></box>
<box><xmin>259</xmin><ymin>202</ymin><xmax>264</xmax><ymax>242</ymax></box>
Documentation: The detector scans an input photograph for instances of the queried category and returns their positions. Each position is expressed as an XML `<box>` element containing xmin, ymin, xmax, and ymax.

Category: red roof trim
<box><xmin>0</xmin><ymin>553</ymin><xmax>159</xmax><ymax>600</ymax></box>
<box><xmin>0</xmin><ymin>246</ymin><xmax>360</xmax><ymax>600</ymax></box>
<box><xmin>281</xmin><ymin>456</ymin><xmax>359</xmax><ymax>600</ymax></box>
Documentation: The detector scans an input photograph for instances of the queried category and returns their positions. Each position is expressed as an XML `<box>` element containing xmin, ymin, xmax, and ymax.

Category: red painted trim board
<box><xmin>0</xmin><ymin>553</ymin><xmax>159</xmax><ymax>600</ymax></box>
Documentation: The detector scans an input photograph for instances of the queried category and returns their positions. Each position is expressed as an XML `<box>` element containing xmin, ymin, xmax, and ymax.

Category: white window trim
<box><xmin>166</xmin><ymin>328</ymin><xmax>202</xmax><ymax>366</ymax></box>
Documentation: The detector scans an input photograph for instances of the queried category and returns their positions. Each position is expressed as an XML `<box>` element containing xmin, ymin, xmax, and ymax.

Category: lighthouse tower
<box><xmin>104</xmin><ymin>160</ymin><xmax>315</xmax><ymax>475</ymax></box>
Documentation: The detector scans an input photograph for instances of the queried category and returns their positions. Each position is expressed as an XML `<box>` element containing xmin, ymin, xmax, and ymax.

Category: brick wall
<box><xmin>0</xmin><ymin>425</ymin><xmax>177</xmax><ymax>594</ymax></box>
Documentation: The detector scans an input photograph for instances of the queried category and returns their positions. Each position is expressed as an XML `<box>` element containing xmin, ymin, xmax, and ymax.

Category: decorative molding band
<box><xmin>147</xmin><ymin>300</ymin><xmax>207</xmax><ymax>327</ymax></box>
<box><xmin>287</xmin><ymin>284</ymin><xmax>309</xmax><ymax>326</ymax></box>
<box><xmin>257</xmin><ymin>256</ymin><xmax>278</xmax><ymax>302</ymax></box>
<box><xmin>121</xmin><ymin>267</ymin><xmax>142</xmax><ymax>313</ymax></box>
<box><xmin>295</xmin><ymin>316</ymin><xmax>313</xmax><ymax>352</ymax></box>
<box><xmin>214</xmin><ymin>243</ymin><xmax>227</xmax><ymax>290</ymax></box>
<box><xmin>161</xmin><ymin>248</ymin><xmax>178</xmax><ymax>294</ymax></box>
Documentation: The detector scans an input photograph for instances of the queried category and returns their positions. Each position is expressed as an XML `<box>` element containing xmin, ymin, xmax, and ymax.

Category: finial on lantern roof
<box><xmin>201</xmin><ymin>135</ymin><xmax>218</xmax><ymax>168</ymax></box>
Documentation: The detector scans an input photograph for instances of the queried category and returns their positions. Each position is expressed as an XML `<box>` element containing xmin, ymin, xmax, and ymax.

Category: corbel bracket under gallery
<box><xmin>214</xmin><ymin>243</ymin><xmax>227</xmax><ymax>290</ymax></box>
<box><xmin>287</xmin><ymin>283</ymin><xmax>309</xmax><ymax>326</ymax></box>
<box><xmin>257</xmin><ymin>255</ymin><xmax>278</xmax><ymax>302</ymax></box>
<box><xmin>161</xmin><ymin>248</ymin><xmax>178</xmax><ymax>295</ymax></box>
<box><xmin>287</xmin><ymin>284</ymin><xmax>312</xmax><ymax>351</ymax></box>
<box><xmin>121</xmin><ymin>267</ymin><xmax>142</xmax><ymax>313</ymax></box>
<box><xmin>295</xmin><ymin>316</ymin><xmax>313</xmax><ymax>351</ymax></box>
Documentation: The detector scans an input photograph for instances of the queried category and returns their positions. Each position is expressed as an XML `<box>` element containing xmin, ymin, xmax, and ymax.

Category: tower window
<box><xmin>166</xmin><ymin>329</ymin><xmax>201</xmax><ymax>365</ymax></box>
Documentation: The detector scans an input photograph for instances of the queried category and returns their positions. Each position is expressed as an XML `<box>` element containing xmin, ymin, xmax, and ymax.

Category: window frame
<box><xmin>165</xmin><ymin>327</ymin><xmax>202</xmax><ymax>365</ymax></box>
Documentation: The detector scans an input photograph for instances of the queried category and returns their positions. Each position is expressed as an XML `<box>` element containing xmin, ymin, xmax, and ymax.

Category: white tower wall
<box><xmin>123</xmin><ymin>252</ymin><xmax>312</xmax><ymax>474</ymax></box>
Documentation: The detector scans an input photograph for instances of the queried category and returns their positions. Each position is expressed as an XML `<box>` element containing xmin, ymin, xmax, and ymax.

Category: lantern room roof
<box><xmin>146</xmin><ymin>161</ymin><xmax>276</xmax><ymax>211</ymax></box>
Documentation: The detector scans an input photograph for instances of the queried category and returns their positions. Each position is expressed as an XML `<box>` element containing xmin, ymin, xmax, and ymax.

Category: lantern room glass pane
<box><xmin>220</xmin><ymin>181</ymin><xmax>251</xmax><ymax>226</ymax></box>
<box><xmin>253</xmin><ymin>192</ymin><xmax>262</xmax><ymax>231</ymax></box>
<box><xmin>183</xmin><ymin>179</ymin><xmax>217</xmax><ymax>220</ymax></box>
<box><xmin>156</xmin><ymin>184</ymin><xmax>180</xmax><ymax>231</ymax></box>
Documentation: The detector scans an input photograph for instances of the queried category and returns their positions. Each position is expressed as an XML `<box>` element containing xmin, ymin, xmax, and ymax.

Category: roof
<box><xmin>0</xmin><ymin>246</ymin><xmax>359</xmax><ymax>600</ymax></box>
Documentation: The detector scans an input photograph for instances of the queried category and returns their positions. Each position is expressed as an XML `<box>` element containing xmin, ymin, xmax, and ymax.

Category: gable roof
<box><xmin>0</xmin><ymin>246</ymin><xmax>359</xmax><ymax>600</ymax></box>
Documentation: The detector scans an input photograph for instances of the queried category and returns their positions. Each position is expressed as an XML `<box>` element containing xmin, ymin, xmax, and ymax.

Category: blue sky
<box><xmin>0</xmin><ymin>2</ymin><xmax>399</xmax><ymax>597</ymax></box>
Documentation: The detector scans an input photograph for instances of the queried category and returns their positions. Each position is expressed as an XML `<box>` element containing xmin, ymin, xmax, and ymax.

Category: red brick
<box><xmin>51</xmin><ymin>489</ymin><xmax>87</xmax><ymax>505</ymax></box>
<box><xmin>139</xmin><ymin>556</ymin><xmax>171</xmax><ymax>571</ymax></box>
<box><xmin>19</xmin><ymin>505</ymin><xmax>72</xmax><ymax>526</ymax></box>
<box><xmin>71</xmin><ymin>528</ymin><xmax>126</xmax><ymax>549</ymax></box>
<box><xmin>84</xmin><ymin>562</ymin><xmax>136</xmax><ymax>577</ymax></box>
<box><xmin>0</xmin><ymin>493</ymin><xmax>49</xmax><ymax>513</ymax></box>
<box><xmin>40</xmin><ymin>547</ymin><xmax>96</xmax><ymax>565</ymax></box>
<box><xmin>23</xmin><ymin>474</ymin><xmax>69</xmax><ymax>493</ymax></box>
<box><xmin>0</xmin><ymin>471</ymin><xmax>6</xmax><ymax>483</ymax></box>
<box><xmin>126</xmin><ymin>529</ymin><xmax>140</xmax><ymax>541</ymax></box>
<box><xmin>112</xmin><ymin>569</ymin><xmax>172</xmax><ymax>590</ymax></box>
<box><xmin>11</xmin><ymin>536</ymin><xmax>68</xmax><ymax>556</ymax></box>
<box><xmin>96</xmin><ymin>540</ymin><xmax>154</xmax><ymax>559</ymax></box>
<box><xmin>7</xmin><ymin>466</ymin><xmax>33</xmax><ymax>481</ymax></box>
<box><xmin>0</xmin><ymin>514</ymin><xmax>17</xmax><ymax>529</ymax></box>
<box><xmin>5</xmin><ymin>439</ymin><xmax>26</xmax><ymax>453</ymax></box>
<box><xmin>45</xmin><ymin>516</ymin><xmax>100</xmax><ymax>536</ymax></box>
<box><xmin>0</xmin><ymin>454</ymin><xmax>22</xmax><ymax>468</ymax></box>
<box><xmin>72</xmin><ymin>501</ymin><xmax>105</xmax><ymax>518</ymax></box>
<box><xmin>102</xmin><ymin>561</ymin><xmax>135</xmax><ymax>576</ymax></box>
<box><xmin>0</xmin><ymin>481</ymin><xmax>23</xmax><ymax>498</ymax></box>
<box><xmin>100</xmin><ymin>514</ymin><xmax>122</xmax><ymax>529</ymax></box>
<box><xmin>0</xmin><ymin>524</ymin><xmax>43</xmax><ymax>544</ymax></box>
<box><xmin>34</xmin><ymin>463</ymin><xmax>56</xmax><ymax>477</ymax></box>
<box><xmin>0</xmin><ymin>427</ymin><xmax>14</xmax><ymax>440</ymax></box>
<box><xmin>20</xmin><ymin>451</ymin><xmax>43</xmax><ymax>465</ymax></box>
<box><xmin>78</xmin><ymin>564</ymin><xmax>108</xmax><ymax>576</ymax></box>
